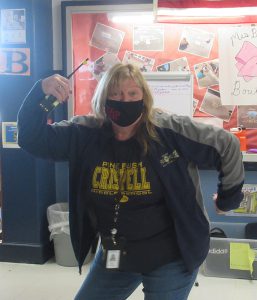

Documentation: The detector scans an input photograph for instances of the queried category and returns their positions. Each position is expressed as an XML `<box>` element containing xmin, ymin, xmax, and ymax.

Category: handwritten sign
<box><xmin>143</xmin><ymin>72</ymin><xmax>193</xmax><ymax>117</ymax></box>
<box><xmin>149</xmin><ymin>82</ymin><xmax>192</xmax><ymax>95</ymax></box>
<box><xmin>148</xmin><ymin>81</ymin><xmax>192</xmax><ymax>116</ymax></box>
<box><xmin>219</xmin><ymin>26</ymin><xmax>257</xmax><ymax>105</ymax></box>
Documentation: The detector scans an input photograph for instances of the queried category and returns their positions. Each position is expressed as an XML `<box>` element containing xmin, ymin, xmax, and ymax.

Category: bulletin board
<box><xmin>62</xmin><ymin>1</ymin><xmax>257</xmax><ymax>149</ymax></box>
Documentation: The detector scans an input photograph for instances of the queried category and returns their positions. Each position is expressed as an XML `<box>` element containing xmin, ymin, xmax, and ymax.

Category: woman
<box><xmin>17</xmin><ymin>63</ymin><xmax>244</xmax><ymax>300</ymax></box>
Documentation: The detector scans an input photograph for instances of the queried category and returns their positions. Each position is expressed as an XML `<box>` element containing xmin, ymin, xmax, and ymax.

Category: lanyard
<box><xmin>109</xmin><ymin>136</ymin><xmax>142</xmax><ymax>246</ymax></box>
<box><xmin>110</xmin><ymin>164</ymin><xmax>127</xmax><ymax>245</ymax></box>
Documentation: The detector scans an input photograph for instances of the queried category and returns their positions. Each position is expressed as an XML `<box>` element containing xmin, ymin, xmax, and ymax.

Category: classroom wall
<box><xmin>0</xmin><ymin>0</ymin><xmax>55</xmax><ymax>263</ymax></box>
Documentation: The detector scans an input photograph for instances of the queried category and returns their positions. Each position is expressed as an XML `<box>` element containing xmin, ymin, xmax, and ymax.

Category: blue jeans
<box><xmin>74</xmin><ymin>249</ymin><xmax>198</xmax><ymax>300</ymax></box>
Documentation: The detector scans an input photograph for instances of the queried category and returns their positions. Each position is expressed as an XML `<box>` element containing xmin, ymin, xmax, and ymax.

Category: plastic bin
<box><xmin>202</xmin><ymin>236</ymin><xmax>257</xmax><ymax>280</ymax></box>
<box><xmin>47</xmin><ymin>202</ymin><xmax>78</xmax><ymax>267</ymax></box>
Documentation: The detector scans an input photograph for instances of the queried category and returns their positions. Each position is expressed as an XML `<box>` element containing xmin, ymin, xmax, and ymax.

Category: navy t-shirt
<box><xmin>85</xmin><ymin>136</ymin><xmax>181</xmax><ymax>273</ymax></box>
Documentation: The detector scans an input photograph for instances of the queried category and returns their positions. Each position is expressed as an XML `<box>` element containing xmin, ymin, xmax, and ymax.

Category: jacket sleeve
<box><xmin>158</xmin><ymin>113</ymin><xmax>245</xmax><ymax>211</ymax></box>
<box><xmin>17</xmin><ymin>80</ymin><xmax>79</xmax><ymax>161</ymax></box>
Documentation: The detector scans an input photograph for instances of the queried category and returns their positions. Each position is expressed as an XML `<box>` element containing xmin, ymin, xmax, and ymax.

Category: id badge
<box><xmin>106</xmin><ymin>250</ymin><xmax>121</xmax><ymax>269</ymax></box>
<box><xmin>101</xmin><ymin>236</ymin><xmax>126</xmax><ymax>269</ymax></box>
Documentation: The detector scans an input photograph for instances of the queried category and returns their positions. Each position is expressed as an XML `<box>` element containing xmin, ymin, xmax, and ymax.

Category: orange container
<box><xmin>230</xmin><ymin>127</ymin><xmax>247</xmax><ymax>151</ymax></box>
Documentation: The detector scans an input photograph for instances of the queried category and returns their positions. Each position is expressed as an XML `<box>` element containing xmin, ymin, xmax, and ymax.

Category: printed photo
<box><xmin>0</xmin><ymin>9</ymin><xmax>26</xmax><ymax>44</ymax></box>
<box><xmin>133</xmin><ymin>25</ymin><xmax>164</xmax><ymax>51</ymax></box>
<box><xmin>122</xmin><ymin>51</ymin><xmax>155</xmax><ymax>72</ymax></box>
<box><xmin>199</xmin><ymin>88</ymin><xmax>235</xmax><ymax>122</ymax></box>
<box><xmin>1</xmin><ymin>9</ymin><xmax>25</xmax><ymax>30</ymax></box>
<box><xmin>1</xmin><ymin>122</ymin><xmax>20</xmax><ymax>148</ymax></box>
<box><xmin>90</xmin><ymin>23</ymin><xmax>125</xmax><ymax>54</ymax></box>
<box><xmin>156</xmin><ymin>57</ymin><xmax>190</xmax><ymax>72</ymax></box>
<box><xmin>178</xmin><ymin>27</ymin><xmax>215</xmax><ymax>58</ymax></box>
<box><xmin>238</xmin><ymin>106</ymin><xmax>257</xmax><ymax>129</ymax></box>
<box><xmin>92</xmin><ymin>53</ymin><xmax>120</xmax><ymax>81</ymax></box>
<box><xmin>194</xmin><ymin>59</ymin><xmax>219</xmax><ymax>89</ymax></box>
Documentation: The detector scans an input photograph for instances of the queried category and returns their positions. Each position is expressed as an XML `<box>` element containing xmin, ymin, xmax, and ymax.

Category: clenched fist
<box><xmin>41</xmin><ymin>74</ymin><xmax>71</xmax><ymax>103</ymax></box>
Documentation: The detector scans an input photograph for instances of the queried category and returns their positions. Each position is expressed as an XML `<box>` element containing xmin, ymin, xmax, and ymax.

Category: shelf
<box><xmin>242</xmin><ymin>153</ymin><xmax>257</xmax><ymax>162</ymax></box>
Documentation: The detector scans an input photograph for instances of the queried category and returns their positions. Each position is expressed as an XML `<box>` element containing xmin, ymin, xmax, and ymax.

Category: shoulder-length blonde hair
<box><xmin>91</xmin><ymin>63</ymin><xmax>159</xmax><ymax>154</ymax></box>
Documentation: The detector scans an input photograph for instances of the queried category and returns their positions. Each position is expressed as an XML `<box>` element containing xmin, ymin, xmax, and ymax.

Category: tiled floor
<box><xmin>0</xmin><ymin>258</ymin><xmax>256</xmax><ymax>300</ymax></box>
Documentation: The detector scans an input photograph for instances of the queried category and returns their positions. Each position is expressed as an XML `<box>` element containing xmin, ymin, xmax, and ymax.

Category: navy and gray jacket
<box><xmin>17</xmin><ymin>81</ymin><xmax>244</xmax><ymax>273</ymax></box>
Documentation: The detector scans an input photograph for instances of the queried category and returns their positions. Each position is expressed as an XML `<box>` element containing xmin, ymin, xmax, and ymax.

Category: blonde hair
<box><xmin>91</xmin><ymin>63</ymin><xmax>159</xmax><ymax>154</ymax></box>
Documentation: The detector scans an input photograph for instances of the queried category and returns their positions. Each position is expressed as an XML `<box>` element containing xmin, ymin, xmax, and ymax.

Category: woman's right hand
<box><xmin>213</xmin><ymin>193</ymin><xmax>226</xmax><ymax>215</ymax></box>
<box><xmin>41</xmin><ymin>74</ymin><xmax>70</xmax><ymax>103</ymax></box>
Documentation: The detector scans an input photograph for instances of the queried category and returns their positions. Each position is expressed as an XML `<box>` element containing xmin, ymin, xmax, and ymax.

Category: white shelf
<box><xmin>242</xmin><ymin>153</ymin><xmax>257</xmax><ymax>162</ymax></box>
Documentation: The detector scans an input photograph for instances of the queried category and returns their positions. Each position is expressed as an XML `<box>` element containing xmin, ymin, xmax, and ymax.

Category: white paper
<box><xmin>0</xmin><ymin>9</ymin><xmax>26</xmax><ymax>44</ymax></box>
<box><xmin>219</xmin><ymin>26</ymin><xmax>257</xmax><ymax>105</ymax></box>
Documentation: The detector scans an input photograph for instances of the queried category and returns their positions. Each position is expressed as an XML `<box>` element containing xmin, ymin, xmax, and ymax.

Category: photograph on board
<box><xmin>122</xmin><ymin>50</ymin><xmax>155</xmax><ymax>72</ymax></box>
<box><xmin>199</xmin><ymin>88</ymin><xmax>235</xmax><ymax>122</ymax></box>
<box><xmin>90</xmin><ymin>23</ymin><xmax>125</xmax><ymax>54</ymax></box>
<box><xmin>1</xmin><ymin>122</ymin><xmax>20</xmax><ymax>148</ymax></box>
<box><xmin>178</xmin><ymin>27</ymin><xmax>215</xmax><ymax>58</ymax></box>
<box><xmin>133</xmin><ymin>25</ymin><xmax>164</xmax><ymax>51</ymax></box>
<box><xmin>238</xmin><ymin>105</ymin><xmax>257</xmax><ymax>129</ymax></box>
<box><xmin>92</xmin><ymin>53</ymin><xmax>120</xmax><ymax>81</ymax></box>
<box><xmin>0</xmin><ymin>9</ymin><xmax>26</xmax><ymax>44</ymax></box>
<box><xmin>156</xmin><ymin>57</ymin><xmax>190</xmax><ymax>72</ymax></box>
<box><xmin>194</xmin><ymin>59</ymin><xmax>219</xmax><ymax>89</ymax></box>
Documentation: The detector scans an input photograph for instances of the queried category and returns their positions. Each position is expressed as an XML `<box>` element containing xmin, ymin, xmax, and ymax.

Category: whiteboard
<box><xmin>143</xmin><ymin>72</ymin><xmax>193</xmax><ymax>117</ymax></box>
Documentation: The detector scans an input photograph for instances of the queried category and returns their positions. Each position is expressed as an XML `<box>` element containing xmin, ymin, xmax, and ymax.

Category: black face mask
<box><xmin>105</xmin><ymin>99</ymin><xmax>144</xmax><ymax>127</ymax></box>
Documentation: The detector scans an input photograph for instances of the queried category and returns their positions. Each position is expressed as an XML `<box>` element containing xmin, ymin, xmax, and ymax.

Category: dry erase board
<box><xmin>143</xmin><ymin>72</ymin><xmax>193</xmax><ymax>117</ymax></box>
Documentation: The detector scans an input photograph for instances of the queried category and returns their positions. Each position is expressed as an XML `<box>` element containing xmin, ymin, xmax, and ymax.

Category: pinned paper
<box><xmin>2</xmin><ymin>122</ymin><xmax>20</xmax><ymax>148</ymax></box>
<box><xmin>230</xmin><ymin>243</ymin><xmax>256</xmax><ymax>275</ymax></box>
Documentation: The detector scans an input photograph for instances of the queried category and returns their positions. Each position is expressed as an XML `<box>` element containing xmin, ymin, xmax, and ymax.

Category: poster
<box><xmin>237</xmin><ymin>105</ymin><xmax>257</xmax><ymax>129</ymax></box>
<box><xmin>199</xmin><ymin>88</ymin><xmax>234</xmax><ymax>122</ymax></box>
<box><xmin>194</xmin><ymin>59</ymin><xmax>219</xmax><ymax>89</ymax></box>
<box><xmin>0</xmin><ymin>9</ymin><xmax>26</xmax><ymax>44</ymax></box>
<box><xmin>178</xmin><ymin>27</ymin><xmax>215</xmax><ymax>58</ymax></box>
<box><xmin>157</xmin><ymin>57</ymin><xmax>190</xmax><ymax>72</ymax></box>
<box><xmin>90</xmin><ymin>23</ymin><xmax>124</xmax><ymax>54</ymax></box>
<box><xmin>2</xmin><ymin>122</ymin><xmax>20</xmax><ymax>148</ymax></box>
<box><xmin>219</xmin><ymin>25</ymin><xmax>257</xmax><ymax>105</ymax></box>
<box><xmin>225</xmin><ymin>184</ymin><xmax>257</xmax><ymax>217</ymax></box>
<box><xmin>133</xmin><ymin>25</ymin><xmax>164</xmax><ymax>51</ymax></box>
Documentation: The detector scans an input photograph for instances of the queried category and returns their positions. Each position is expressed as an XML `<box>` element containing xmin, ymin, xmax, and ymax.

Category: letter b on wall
<box><xmin>0</xmin><ymin>48</ymin><xmax>30</xmax><ymax>75</ymax></box>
